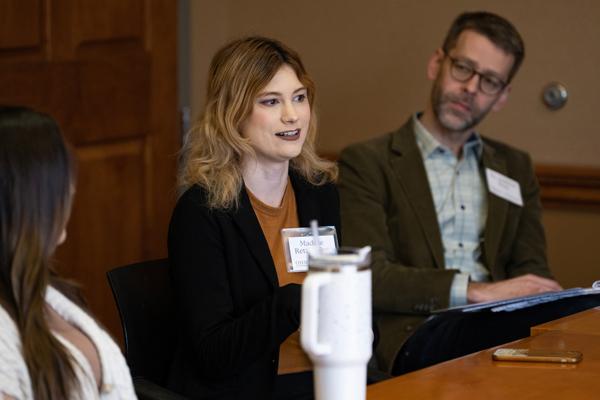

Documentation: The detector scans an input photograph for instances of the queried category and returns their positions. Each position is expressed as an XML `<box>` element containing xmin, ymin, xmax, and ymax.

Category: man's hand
<box><xmin>467</xmin><ymin>274</ymin><xmax>563</xmax><ymax>303</ymax></box>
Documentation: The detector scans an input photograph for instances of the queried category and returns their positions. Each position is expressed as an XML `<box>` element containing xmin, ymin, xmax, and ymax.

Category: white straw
<box><xmin>310</xmin><ymin>219</ymin><xmax>321</xmax><ymax>255</ymax></box>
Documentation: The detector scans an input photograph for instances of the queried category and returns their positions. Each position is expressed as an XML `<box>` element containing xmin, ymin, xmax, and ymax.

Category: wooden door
<box><xmin>0</xmin><ymin>0</ymin><xmax>179</xmax><ymax>342</ymax></box>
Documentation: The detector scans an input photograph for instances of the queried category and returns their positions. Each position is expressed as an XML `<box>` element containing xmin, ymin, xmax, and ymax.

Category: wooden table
<box><xmin>367</xmin><ymin>307</ymin><xmax>600</xmax><ymax>400</ymax></box>
<box><xmin>531</xmin><ymin>306</ymin><xmax>600</xmax><ymax>336</ymax></box>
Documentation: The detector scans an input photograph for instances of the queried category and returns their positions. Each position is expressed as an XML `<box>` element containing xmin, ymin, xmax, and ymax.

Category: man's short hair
<box><xmin>442</xmin><ymin>11</ymin><xmax>525</xmax><ymax>83</ymax></box>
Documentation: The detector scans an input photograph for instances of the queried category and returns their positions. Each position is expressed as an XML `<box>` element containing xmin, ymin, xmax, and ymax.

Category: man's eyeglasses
<box><xmin>446</xmin><ymin>55</ymin><xmax>507</xmax><ymax>95</ymax></box>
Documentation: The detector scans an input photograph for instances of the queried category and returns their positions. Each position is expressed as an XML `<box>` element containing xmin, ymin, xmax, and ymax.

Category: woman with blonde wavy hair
<box><xmin>167</xmin><ymin>37</ymin><xmax>339</xmax><ymax>399</ymax></box>
<box><xmin>0</xmin><ymin>106</ymin><xmax>136</xmax><ymax>400</ymax></box>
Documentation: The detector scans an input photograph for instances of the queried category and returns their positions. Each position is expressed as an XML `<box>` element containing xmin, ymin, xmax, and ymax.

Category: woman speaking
<box><xmin>168</xmin><ymin>37</ymin><xmax>338</xmax><ymax>399</ymax></box>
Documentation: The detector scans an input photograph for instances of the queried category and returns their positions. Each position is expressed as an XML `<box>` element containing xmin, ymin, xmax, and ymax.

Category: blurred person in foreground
<box><xmin>0</xmin><ymin>106</ymin><xmax>136</xmax><ymax>399</ymax></box>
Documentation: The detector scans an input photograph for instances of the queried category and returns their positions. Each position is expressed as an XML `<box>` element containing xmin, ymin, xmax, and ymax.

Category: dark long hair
<box><xmin>0</xmin><ymin>106</ymin><xmax>79</xmax><ymax>399</ymax></box>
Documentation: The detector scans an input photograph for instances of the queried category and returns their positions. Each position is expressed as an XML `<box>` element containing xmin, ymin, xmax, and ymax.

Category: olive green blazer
<box><xmin>339</xmin><ymin>117</ymin><xmax>552</xmax><ymax>373</ymax></box>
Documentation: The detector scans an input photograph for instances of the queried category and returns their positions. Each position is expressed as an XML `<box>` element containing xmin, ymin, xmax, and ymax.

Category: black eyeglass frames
<box><xmin>445</xmin><ymin>55</ymin><xmax>507</xmax><ymax>95</ymax></box>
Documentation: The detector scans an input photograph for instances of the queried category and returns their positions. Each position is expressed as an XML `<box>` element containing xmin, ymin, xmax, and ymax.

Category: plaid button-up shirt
<box><xmin>413</xmin><ymin>115</ymin><xmax>490</xmax><ymax>306</ymax></box>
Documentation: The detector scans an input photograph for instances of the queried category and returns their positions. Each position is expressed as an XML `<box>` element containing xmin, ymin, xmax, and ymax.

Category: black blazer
<box><xmin>167</xmin><ymin>171</ymin><xmax>340</xmax><ymax>399</ymax></box>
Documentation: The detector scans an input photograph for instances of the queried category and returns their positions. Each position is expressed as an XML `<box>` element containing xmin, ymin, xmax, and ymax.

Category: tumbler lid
<box><xmin>307</xmin><ymin>246</ymin><xmax>371</xmax><ymax>271</ymax></box>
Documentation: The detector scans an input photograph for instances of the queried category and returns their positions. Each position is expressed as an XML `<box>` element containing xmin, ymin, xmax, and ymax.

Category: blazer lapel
<box><xmin>389</xmin><ymin>119</ymin><xmax>445</xmax><ymax>269</ymax></box>
<box><xmin>482</xmin><ymin>142</ymin><xmax>508</xmax><ymax>274</ymax></box>
<box><xmin>231</xmin><ymin>187</ymin><xmax>278</xmax><ymax>288</ymax></box>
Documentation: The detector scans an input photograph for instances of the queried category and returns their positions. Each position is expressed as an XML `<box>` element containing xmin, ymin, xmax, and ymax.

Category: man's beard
<box><xmin>430</xmin><ymin>79</ymin><xmax>493</xmax><ymax>133</ymax></box>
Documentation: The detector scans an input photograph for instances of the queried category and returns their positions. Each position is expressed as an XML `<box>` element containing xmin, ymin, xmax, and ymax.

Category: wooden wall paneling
<box><xmin>0</xmin><ymin>0</ymin><xmax>42</xmax><ymax>49</ymax></box>
<box><xmin>0</xmin><ymin>0</ymin><xmax>45</xmax><ymax>62</ymax></box>
<box><xmin>0</xmin><ymin>62</ymin><xmax>78</xmax><ymax>123</ymax></box>
<box><xmin>144</xmin><ymin>0</ymin><xmax>179</xmax><ymax>258</ymax></box>
<box><xmin>50</xmin><ymin>0</ymin><xmax>144</xmax><ymax>60</ymax></box>
<box><xmin>55</xmin><ymin>139</ymin><xmax>147</xmax><ymax>341</ymax></box>
<box><xmin>49</xmin><ymin>0</ymin><xmax>78</xmax><ymax>60</ymax></box>
<box><xmin>42</xmin><ymin>62</ymin><xmax>81</xmax><ymax>129</ymax></box>
<box><xmin>78</xmin><ymin>0</ymin><xmax>144</xmax><ymax>42</ymax></box>
<box><xmin>1</xmin><ymin>0</ymin><xmax>179</xmax><ymax>341</ymax></box>
<box><xmin>70</xmin><ymin>41</ymin><xmax>151</xmax><ymax>144</ymax></box>
<box><xmin>537</xmin><ymin>164</ymin><xmax>600</xmax><ymax>208</ymax></box>
<box><xmin>535</xmin><ymin>165</ymin><xmax>600</xmax><ymax>288</ymax></box>
<box><xmin>48</xmin><ymin>0</ymin><xmax>177</xmax><ymax>339</ymax></box>
<box><xmin>544</xmin><ymin>209</ymin><xmax>600</xmax><ymax>289</ymax></box>
<box><xmin>0</xmin><ymin>63</ymin><xmax>51</xmax><ymax>108</ymax></box>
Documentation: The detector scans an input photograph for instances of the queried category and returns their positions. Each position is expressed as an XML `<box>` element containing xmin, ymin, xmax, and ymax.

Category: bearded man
<box><xmin>339</xmin><ymin>11</ymin><xmax>562</xmax><ymax>375</ymax></box>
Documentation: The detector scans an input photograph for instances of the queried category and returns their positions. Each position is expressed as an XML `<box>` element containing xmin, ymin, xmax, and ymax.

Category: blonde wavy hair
<box><xmin>178</xmin><ymin>36</ymin><xmax>337</xmax><ymax>209</ymax></box>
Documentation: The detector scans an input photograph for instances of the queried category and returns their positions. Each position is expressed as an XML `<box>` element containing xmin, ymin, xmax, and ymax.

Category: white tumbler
<box><xmin>301</xmin><ymin>246</ymin><xmax>372</xmax><ymax>400</ymax></box>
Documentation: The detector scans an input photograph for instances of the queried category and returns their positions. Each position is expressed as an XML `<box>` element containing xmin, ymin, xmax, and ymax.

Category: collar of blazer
<box><xmin>387</xmin><ymin>117</ymin><xmax>508</xmax><ymax>272</ymax></box>
<box><xmin>388</xmin><ymin>118</ymin><xmax>445</xmax><ymax>269</ymax></box>
<box><xmin>230</xmin><ymin>170</ymin><xmax>318</xmax><ymax>288</ymax></box>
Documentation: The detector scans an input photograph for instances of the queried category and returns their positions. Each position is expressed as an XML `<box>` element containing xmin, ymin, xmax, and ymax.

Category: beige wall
<box><xmin>188</xmin><ymin>0</ymin><xmax>600</xmax><ymax>287</ymax></box>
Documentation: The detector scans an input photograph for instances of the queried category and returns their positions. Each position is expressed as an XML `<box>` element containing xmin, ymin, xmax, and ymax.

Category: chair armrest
<box><xmin>133</xmin><ymin>377</ymin><xmax>189</xmax><ymax>400</ymax></box>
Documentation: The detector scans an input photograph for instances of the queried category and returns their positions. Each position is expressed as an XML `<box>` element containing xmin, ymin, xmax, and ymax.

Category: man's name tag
<box><xmin>486</xmin><ymin>168</ymin><xmax>523</xmax><ymax>206</ymax></box>
<box><xmin>282</xmin><ymin>226</ymin><xmax>338</xmax><ymax>272</ymax></box>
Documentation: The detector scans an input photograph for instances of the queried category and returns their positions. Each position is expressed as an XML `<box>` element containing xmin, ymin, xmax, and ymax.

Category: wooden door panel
<box><xmin>144</xmin><ymin>0</ymin><xmax>179</xmax><ymax>259</ymax></box>
<box><xmin>55</xmin><ymin>139</ymin><xmax>147</xmax><ymax>337</ymax></box>
<box><xmin>0</xmin><ymin>62</ymin><xmax>78</xmax><ymax>120</ymax></box>
<box><xmin>1</xmin><ymin>0</ymin><xmax>178</xmax><ymax>343</ymax></box>
<box><xmin>78</xmin><ymin>0</ymin><xmax>144</xmax><ymax>42</ymax></box>
<box><xmin>0</xmin><ymin>49</ymin><xmax>151</xmax><ymax>144</ymax></box>
<box><xmin>51</xmin><ymin>0</ymin><xmax>145</xmax><ymax>59</ymax></box>
<box><xmin>72</xmin><ymin>42</ymin><xmax>150</xmax><ymax>143</ymax></box>
<box><xmin>0</xmin><ymin>0</ymin><xmax>42</xmax><ymax>49</ymax></box>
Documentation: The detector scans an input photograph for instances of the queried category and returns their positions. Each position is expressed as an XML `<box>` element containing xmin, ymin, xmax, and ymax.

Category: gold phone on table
<box><xmin>492</xmin><ymin>348</ymin><xmax>582</xmax><ymax>364</ymax></box>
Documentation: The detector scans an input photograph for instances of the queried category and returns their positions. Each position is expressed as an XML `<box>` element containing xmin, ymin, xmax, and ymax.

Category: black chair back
<box><xmin>107</xmin><ymin>258</ymin><xmax>176</xmax><ymax>385</ymax></box>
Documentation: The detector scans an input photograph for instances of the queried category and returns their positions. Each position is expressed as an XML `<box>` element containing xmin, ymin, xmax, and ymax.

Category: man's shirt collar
<box><xmin>413</xmin><ymin>113</ymin><xmax>483</xmax><ymax>160</ymax></box>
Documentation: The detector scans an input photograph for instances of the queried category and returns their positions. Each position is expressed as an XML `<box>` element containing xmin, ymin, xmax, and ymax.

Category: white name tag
<box><xmin>282</xmin><ymin>226</ymin><xmax>338</xmax><ymax>272</ymax></box>
<box><xmin>486</xmin><ymin>168</ymin><xmax>523</xmax><ymax>206</ymax></box>
<box><xmin>287</xmin><ymin>235</ymin><xmax>337</xmax><ymax>272</ymax></box>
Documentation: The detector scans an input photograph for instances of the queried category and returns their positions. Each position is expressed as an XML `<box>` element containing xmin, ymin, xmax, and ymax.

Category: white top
<box><xmin>0</xmin><ymin>286</ymin><xmax>137</xmax><ymax>400</ymax></box>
